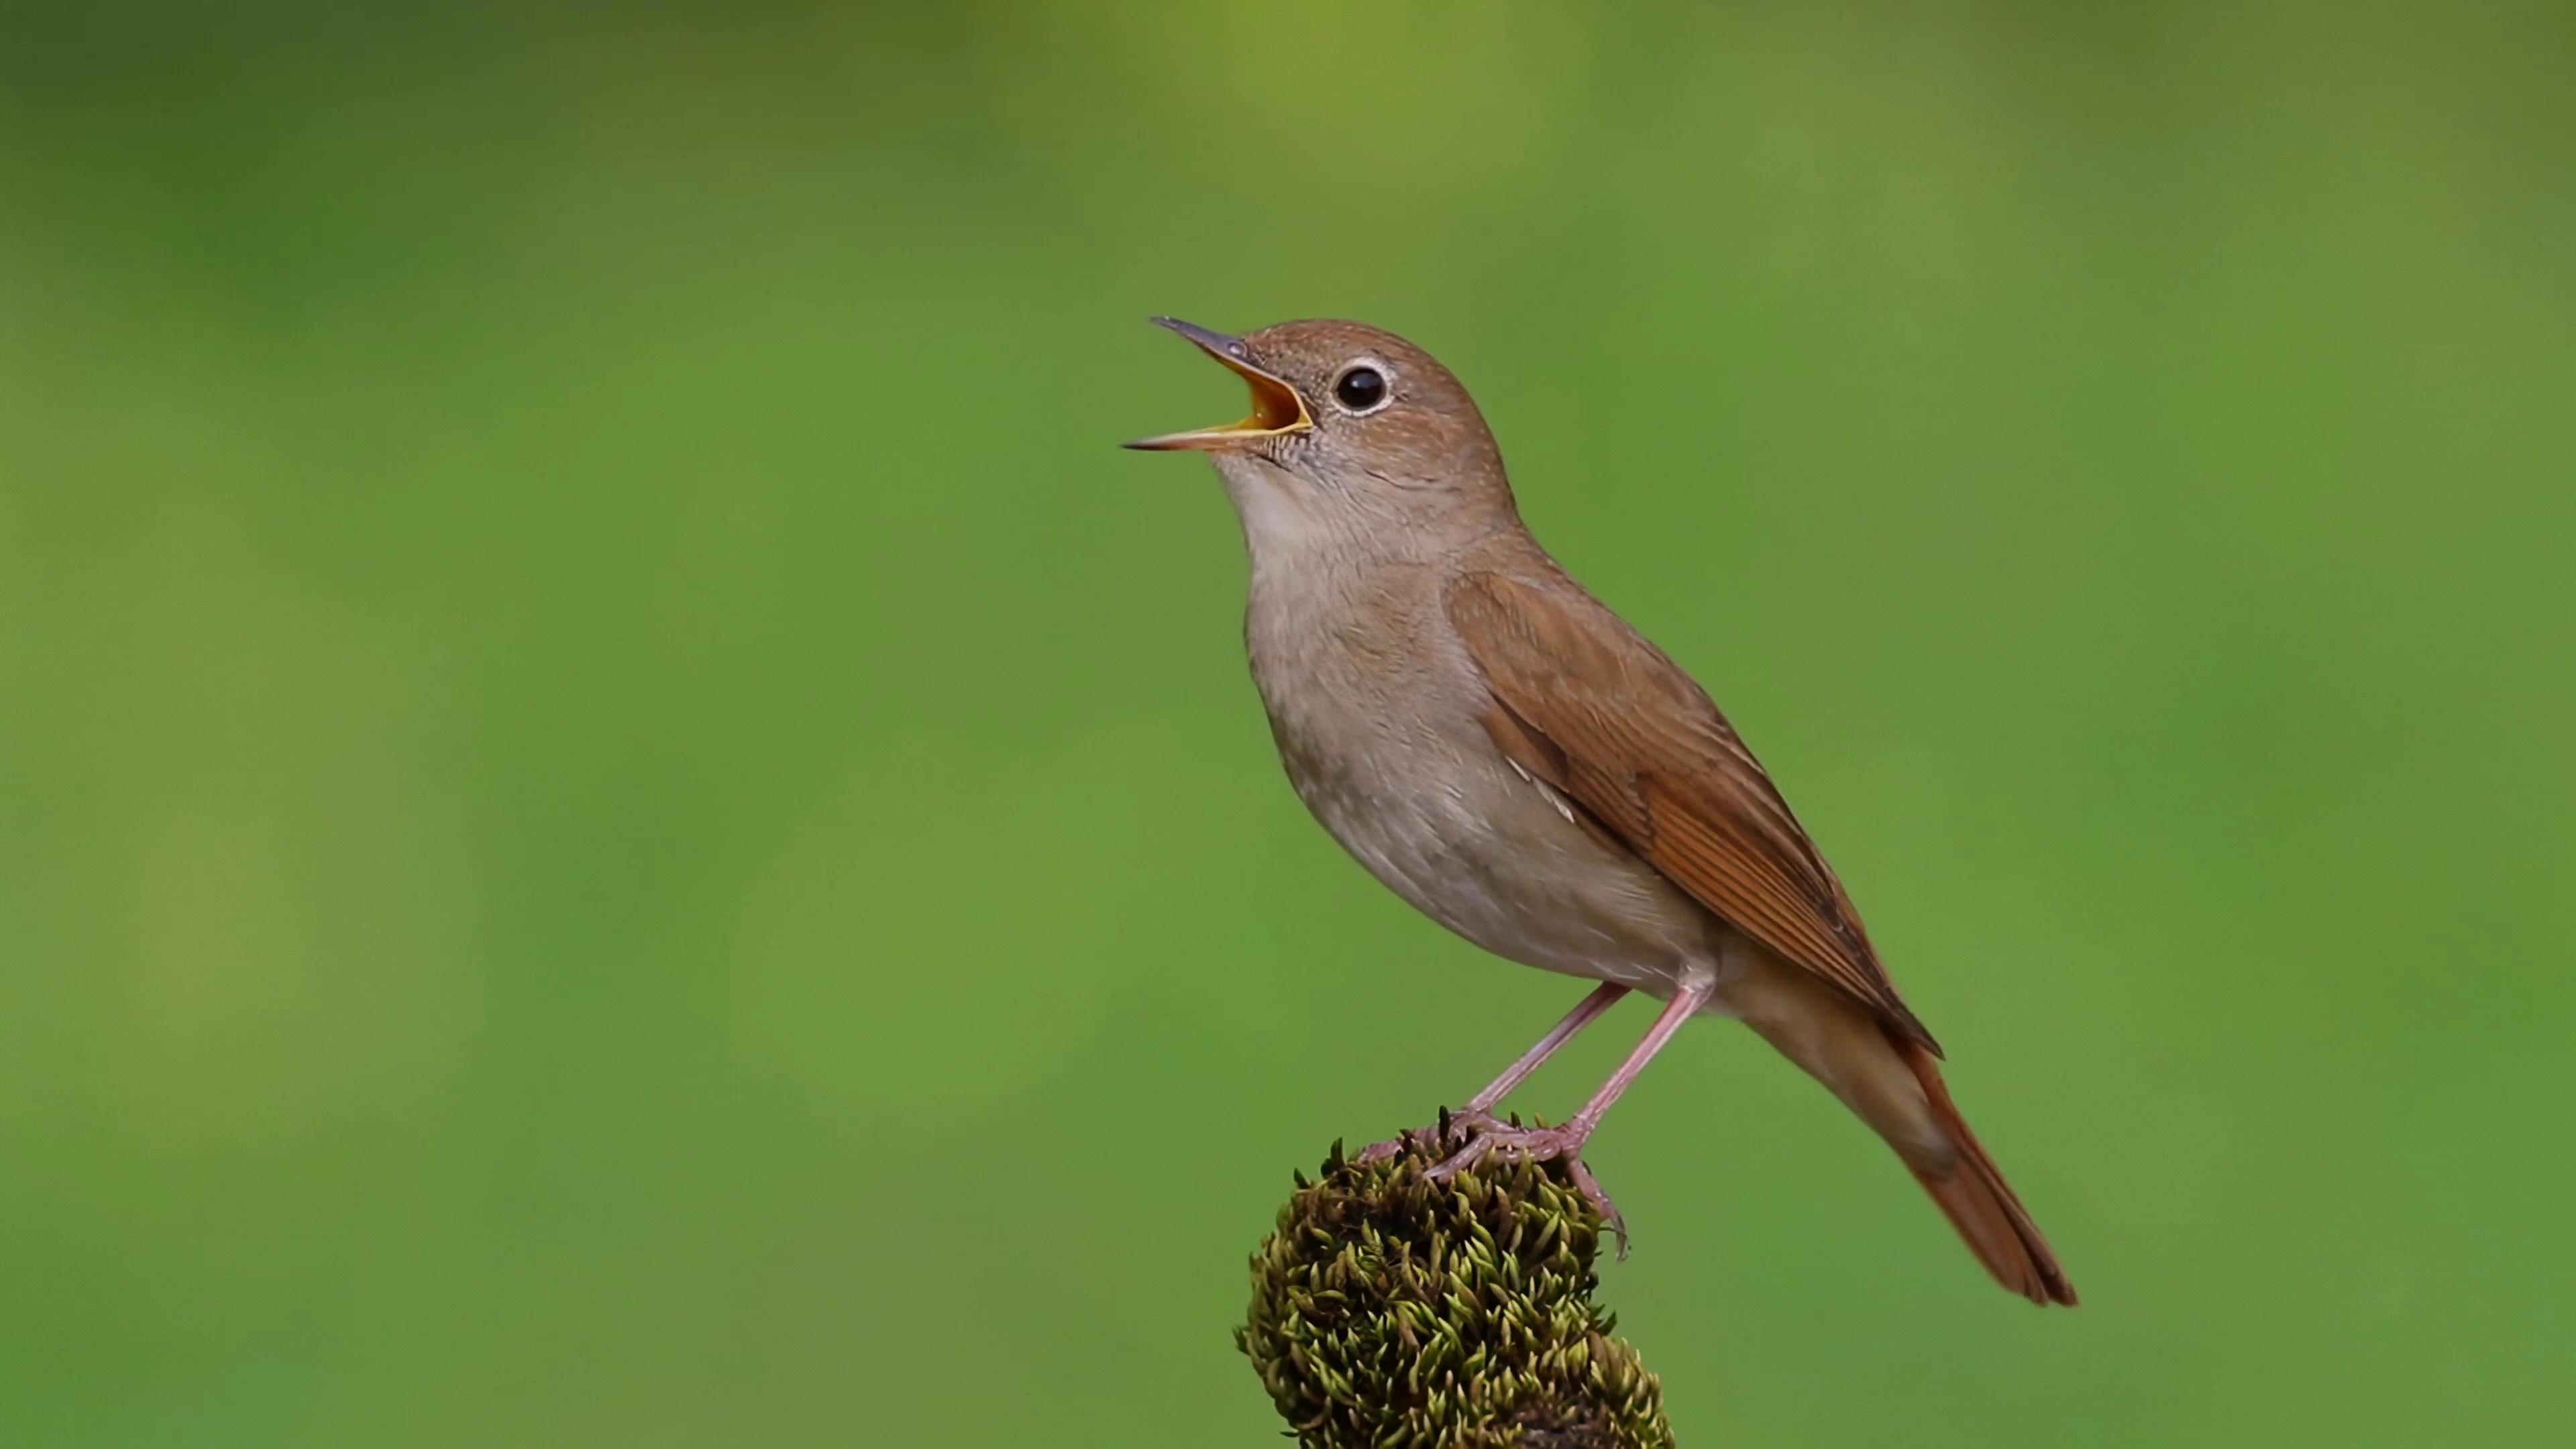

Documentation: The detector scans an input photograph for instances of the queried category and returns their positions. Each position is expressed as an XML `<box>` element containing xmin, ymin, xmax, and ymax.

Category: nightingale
<box><xmin>1126</xmin><ymin>317</ymin><xmax>2076</xmax><ymax>1305</ymax></box>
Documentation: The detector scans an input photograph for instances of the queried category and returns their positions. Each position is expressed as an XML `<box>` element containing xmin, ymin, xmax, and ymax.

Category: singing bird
<box><xmin>1127</xmin><ymin>317</ymin><xmax>2075</xmax><ymax>1305</ymax></box>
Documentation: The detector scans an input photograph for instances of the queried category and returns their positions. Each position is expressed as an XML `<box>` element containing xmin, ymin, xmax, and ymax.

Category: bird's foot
<box><xmin>1351</xmin><ymin>1112</ymin><xmax>1627</xmax><ymax>1253</ymax></box>
<box><xmin>1427</xmin><ymin>1119</ymin><xmax>1627</xmax><ymax>1256</ymax></box>
<box><xmin>1352</xmin><ymin>1107</ymin><xmax>1507</xmax><ymax>1166</ymax></box>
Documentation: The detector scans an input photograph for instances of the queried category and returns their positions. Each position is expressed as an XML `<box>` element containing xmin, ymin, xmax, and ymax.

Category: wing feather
<box><xmin>1447</xmin><ymin>566</ymin><xmax>1938</xmax><ymax>1052</ymax></box>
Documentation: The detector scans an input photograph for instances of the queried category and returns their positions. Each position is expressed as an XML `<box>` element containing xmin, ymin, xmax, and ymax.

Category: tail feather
<box><xmin>1897</xmin><ymin>1039</ymin><xmax>2078</xmax><ymax>1306</ymax></box>
<box><xmin>1727</xmin><ymin>956</ymin><xmax>2076</xmax><ymax>1305</ymax></box>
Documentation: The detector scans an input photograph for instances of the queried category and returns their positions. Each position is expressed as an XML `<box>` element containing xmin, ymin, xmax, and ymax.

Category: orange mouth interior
<box><xmin>1232</xmin><ymin>365</ymin><xmax>1307</xmax><ymax>433</ymax></box>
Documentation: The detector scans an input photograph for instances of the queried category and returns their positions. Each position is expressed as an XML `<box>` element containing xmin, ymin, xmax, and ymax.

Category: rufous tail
<box><xmin>1893</xmin><ymin>1039</ymin><xmax>2077</xmax><ymax>1305</ymax></box>
<box><xmin>1728</xmin><ymin>959</ymin><xmax>2076</xmax><ymax>1305</ymax></box>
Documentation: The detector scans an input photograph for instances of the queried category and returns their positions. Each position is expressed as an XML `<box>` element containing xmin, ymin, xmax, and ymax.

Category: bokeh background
<box><xmin>5</xmin><ymin>2</ymin><xmax>2573</xmax><ymax>1444</ymax></box>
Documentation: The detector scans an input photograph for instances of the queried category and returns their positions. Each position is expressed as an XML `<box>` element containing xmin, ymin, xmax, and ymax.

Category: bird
<box><xmin>1125</xmin><ymin>316</ymin><xmax>2076</xmax><ymax>1305</ymax></box>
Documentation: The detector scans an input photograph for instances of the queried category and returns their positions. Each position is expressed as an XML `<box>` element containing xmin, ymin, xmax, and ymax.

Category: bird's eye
<box><xmin>1333</xmin><ymin>365</ymin><xmax>1389</xmax><ymax>413</ymax></box>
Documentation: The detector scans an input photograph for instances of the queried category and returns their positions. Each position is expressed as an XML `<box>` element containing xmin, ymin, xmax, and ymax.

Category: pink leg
<box><xmin>1464</xmin><ymin>982</ymin><xmax>1629</xmax><ymax>1113</ymax></box>
<box><xmin>1560</xmin><ymin>979</ymin><xmax>1709</xmax><ymax>1139</ymax></box>
<box><xmin>1354</xmin><ymin>983</ymin><xmax>1627</xmax><ymax>1165</ymax></box>
<box><xmin>1428</xmin><ymin>978</ymin><xmax>1716</xmax><ymax>1240</ymax></box>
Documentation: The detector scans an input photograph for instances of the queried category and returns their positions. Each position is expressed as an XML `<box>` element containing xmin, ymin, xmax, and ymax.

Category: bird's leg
<box><xmin>1356</xmin><ymin>983</ymin><xmax>1629</xmax><ymax>1163</ymax></box>
<box><xmin>1427</xmin><ymin>980</ymin><xmax>1714</xmax><ymax>1242</ymax></box>
<box><xmin>1464</xmin><ymin>981</ymin><xmax>1630</xmax><ymax>1115</ymax></box>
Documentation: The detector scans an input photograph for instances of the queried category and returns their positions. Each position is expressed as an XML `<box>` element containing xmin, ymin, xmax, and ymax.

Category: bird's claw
<box><xmin>1352</xmin><ymin>1107</ymin><xmax>1507</xmax><ymax>1165</ymax></box>
<box><xmin>1358</xmin><ymin>1114</ymin><xmax>1627</xmax><ymax>1256</ymax></box>
<box><xmin>1563</xmin><ymin>1157</ymin><xmax>1629</xmax><ymax>1258</ymax></box>
<box><xmin>1436</xmin><ymin>1121</ymin><xmax>1625</xmax><ymax>1256</ymax></box>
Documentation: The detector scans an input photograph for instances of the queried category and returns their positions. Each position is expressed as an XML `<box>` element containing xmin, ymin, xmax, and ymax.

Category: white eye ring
<box><xmin>1330</xmin><ymin>360</ymin><xmax>1393</xmax><ymax>416</ymax></box>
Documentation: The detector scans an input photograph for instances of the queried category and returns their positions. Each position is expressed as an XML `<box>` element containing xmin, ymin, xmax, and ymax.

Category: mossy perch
<box><xmin>1238</xmin><ymin>1128</ymin><xmax>1677</xmax><ymax>1448</ymax></box>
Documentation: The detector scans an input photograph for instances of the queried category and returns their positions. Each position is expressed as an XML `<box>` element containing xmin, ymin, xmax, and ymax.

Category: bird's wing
<box><xmin>1445</xmin><ymin>565</ymin><xmax>1938</xmax><ymax>1052</ymax></box>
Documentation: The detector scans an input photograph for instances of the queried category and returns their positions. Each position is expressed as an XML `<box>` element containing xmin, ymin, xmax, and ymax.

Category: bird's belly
<box><xmin>1283</xmin><ymin>735</ymin><xmax>1719</xmax><ymax>995</ymax></box>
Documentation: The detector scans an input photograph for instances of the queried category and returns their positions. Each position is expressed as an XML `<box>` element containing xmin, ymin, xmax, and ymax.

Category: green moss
<box><xmin>1237</xmin><ymin>1128</ymin><xmax>1677</xmax><ymax>1448</ymax></box>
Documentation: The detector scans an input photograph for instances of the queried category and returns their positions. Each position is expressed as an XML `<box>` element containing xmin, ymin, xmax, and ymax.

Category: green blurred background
<box><xmin>5</xmin><ymin>2</ymin><xmax>2573</xmax><ymax>1444</ymax></box>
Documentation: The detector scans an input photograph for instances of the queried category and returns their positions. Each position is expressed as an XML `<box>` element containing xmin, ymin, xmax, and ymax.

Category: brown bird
<box><xmin>1127</xmin><ymin>317</ymin><xmax>2075</xmax><ymax>1305</ymax></box>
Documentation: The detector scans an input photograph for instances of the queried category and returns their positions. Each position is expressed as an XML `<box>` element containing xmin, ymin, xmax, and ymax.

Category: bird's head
<box><xmin>1126</xmin><ymin>317</ymin><xmax>1514</xmax><ymax>536</ymax></box>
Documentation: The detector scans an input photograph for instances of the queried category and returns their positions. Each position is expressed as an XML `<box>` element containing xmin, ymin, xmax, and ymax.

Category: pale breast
<box><xmin>1242</xmin><ymin>560</ymin><xmax>1720</xmax><ymax>994</ymax></box>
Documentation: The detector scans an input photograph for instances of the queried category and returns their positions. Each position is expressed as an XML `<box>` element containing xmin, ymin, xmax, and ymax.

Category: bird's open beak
<box><xmin>1122</xmin><ymin>317</ymin><xmax>1313</xmax><ymax>451</ymax></box>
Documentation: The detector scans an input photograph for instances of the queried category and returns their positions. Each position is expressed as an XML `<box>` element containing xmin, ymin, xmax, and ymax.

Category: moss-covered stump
<box><xmin>1237</xmin><ymin>1130</ymin><xmax>1676</xmax><ymax>1448</ymax></box>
